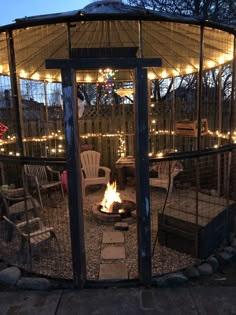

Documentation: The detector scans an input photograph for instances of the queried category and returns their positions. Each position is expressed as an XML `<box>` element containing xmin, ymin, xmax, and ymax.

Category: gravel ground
<box><xmin>0</xmin><ymin>187</ymin><xmax>198</xmax><ymax>281</ymax></box>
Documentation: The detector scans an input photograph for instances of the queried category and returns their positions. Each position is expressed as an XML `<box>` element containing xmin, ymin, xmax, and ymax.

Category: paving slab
<box><xmin>1</xmin><ymin>286</ymin><xmax>236</xmax><ymax>315</ymax></box>
<box><xmin>151</xmin><ymin>287</ymin><xmax>197</xmax><ymax>314</ymax></box>
<box><xmin>57</xmin><ymin>288</ymin><xmax>151</xmax><ymax>315</ymax></box>
<box><xmin>102</xmin><ymin>231</ymin><xmax>124</xmax><ymax>244</ymax></box>
<box><xmin>99</xmin><ymin>263</ymin><xmax>128</xmax><ymax>280</ymax></box>
<box><xmin>0</xmin><ymin>289</ymin><xmax>62</xmax><ymax>315</ymax></box>
<box><xmin>190</xmin><ymin>286</ymin><xmax>236</xmax><ymax>314</ymax></box>
<box><xmin>101</xmin><ymin>246</ymin><xmax>126</xmax><ymax>259</ymax></box>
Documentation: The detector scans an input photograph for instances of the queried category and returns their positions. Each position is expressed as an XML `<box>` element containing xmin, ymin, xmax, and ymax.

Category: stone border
<box><xmin>0</xmin><ymin>264</ymin><xmax>72</xmax><ymax>291</ymax></box>
<box><xmin>152</xmin><ymin>235</ymin><xmax>236</xmax><ymax>287</ymax></box>
<box><xmin>0</xmin><ymin>236</ymin><xmax>236</xmax><ymax>290</ymax></box>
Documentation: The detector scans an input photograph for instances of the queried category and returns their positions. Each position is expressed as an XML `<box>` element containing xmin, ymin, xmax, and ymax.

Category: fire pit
<box><xmin>92</xmin><ymin>182</ymin><xmax>136</xmax><ymax>223</ymax></box>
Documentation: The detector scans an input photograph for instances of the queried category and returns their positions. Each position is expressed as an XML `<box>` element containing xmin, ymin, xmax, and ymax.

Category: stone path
<box><xmin>99</xmin><ymin>231</ymin><xmax>128</xmax><ymax>280</ymax></box>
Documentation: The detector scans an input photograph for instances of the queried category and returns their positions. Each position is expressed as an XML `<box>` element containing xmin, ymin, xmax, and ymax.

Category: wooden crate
<box><xmin>176</xmin><ymin>118</ymin><xmax>208</xmax><ymax>137</ymax></box>
<box><xmin>158</xmin><ymin>203</ymin><xmax>236</xmax><ymax>258</ymax></box>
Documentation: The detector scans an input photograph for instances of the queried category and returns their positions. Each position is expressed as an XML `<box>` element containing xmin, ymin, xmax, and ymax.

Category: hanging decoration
<box><xmin>117</xmin><ymin>133</ymin><xmax>126</xmax><ymax>157</ymax></box>
<box><xmin>97</xmin><ymin>68</ymin><xmax>118</xmax><ymax>96</ymax></box>
<box><xmin>116</xmin><ymin>88</ymin><xmax>133</xmax><ymax>97</ymax></box>
<box><xmin>0</xmin><ymin>122</ymin><xmax>8</xmax><ymax>139</ymax></box>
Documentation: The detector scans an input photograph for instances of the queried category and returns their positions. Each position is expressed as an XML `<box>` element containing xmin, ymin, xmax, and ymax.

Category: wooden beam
<box><xmin>46</xmin><ymin>57</ymin><xmax>162</xmax><ymax>70</ymax></box>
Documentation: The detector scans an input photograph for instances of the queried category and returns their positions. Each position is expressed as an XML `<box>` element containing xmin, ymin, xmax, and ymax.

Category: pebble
<box><xmin>16</xmin><ymin>277</ymin><xmax>51</xmax><ymax>290</ymax></box>
<box><xmin>197</xmin><ymin>263</ymin><xmax>213</xmax><ymax>276</ymax></box>
<box><xmin>206</xmin><ymin>256</ymin><xmax>219</xmax><ymax>272</ymax></box>
<box><xmin>184</xmin><ymin>265</ymin><xmax>200</xmax><ymax>278</ymax></box>
<box><xmin>154</xmin><ymin>272</ymin><xmax>188</xmax><ymax>287</ymax></box>
<box><xmin>0</xmin><ymin>266</ymin><xmax>21</xmax><ymax>285</ymax></box>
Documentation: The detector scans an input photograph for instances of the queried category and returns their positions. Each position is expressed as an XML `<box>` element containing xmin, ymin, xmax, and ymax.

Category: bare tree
<box><xmin>127</xmin><ymin>0</ymin><xmax>236</xmax><ymax>25</ymax></box>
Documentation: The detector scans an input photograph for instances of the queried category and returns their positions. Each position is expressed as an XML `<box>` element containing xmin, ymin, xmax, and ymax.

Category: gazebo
<box><xmin>0</xmin><ymin>0</ymin><xmax>236</xmax><ymax>288</ymax></box>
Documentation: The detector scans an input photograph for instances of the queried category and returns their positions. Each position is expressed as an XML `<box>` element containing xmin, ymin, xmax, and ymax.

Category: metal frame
<box><xmin>46</xmin><ymin>56</ymin><xmax>161</xmax><ymax>288</ymax></box>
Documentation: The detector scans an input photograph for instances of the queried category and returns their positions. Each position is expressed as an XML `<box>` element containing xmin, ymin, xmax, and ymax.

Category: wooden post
<box><xmin>61</xmin><ymin>67</ymin><xmax>86</xmax><ymax>289</ymax></box>
<box><xmin>6</xmin><ymin>30</ymin><xmax>25</xmax><ymax>156</ymax></box>
<box><xmin>135</xmin><ymin>66</ymin><xmax>152</xmax><ymax>286</ymax></box>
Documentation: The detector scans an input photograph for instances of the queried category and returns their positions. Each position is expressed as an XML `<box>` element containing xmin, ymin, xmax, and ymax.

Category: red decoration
<box><xmin>0</xmin><ymin>123</ymin><xmax>8</xmax><ymax>139</ymax></box>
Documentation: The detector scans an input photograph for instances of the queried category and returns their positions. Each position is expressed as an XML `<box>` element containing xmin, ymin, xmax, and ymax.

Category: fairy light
<box><xmin>148</xmin><ymin>72</ymin><xmax>156</xmax><ymax>80</ymax></box>
<box><xmin>185</xmin><ymin>66</ymin><xmax>193</xmax><ymax>74</ymax></box>
<box><xmin>46</xmin><ymin>74</ymin><xmax>53</xmax><ymax>82</ymax></box>
<box><xmin>161</xmin><ymin>70</ymin><xmax>167</xmax><ymax>78</ymax></box>
<box><xmin>31</xmin><ymin>73</ymin><xmax>40</xmax><ymax>80</ymax></box>
<box><xmin>157</xmin><ymin>152</ymin><xmax>164</xmax><ymax>157</ymax></box>
<box><xmin>207</xmin><ymin>60</ymin><xmax>216</xmax><ymax>68</ymax></box>
<box><xmin>172</xmin><ymin>69</ymin><xmax>179</xmax><ymax>76</ymax></box>
<box><xmin>1</xmin><ymin>125</ymin><xmax>236</xmax><ymax>158</ymax></box>
<box><xmin>117</xmin><ymin>133</ymin><xmax>126</xmax><ymax>157</ymax></box>
<box><xmin>85</xmin><ymin>75</ymin><xmax>92</xmax><ymax>82</ymax></box>
<box><xmin>218</xmin><ymin>56</ymin><xmax>225</xmax><ymax>64</ymax></box>
<box><xmin>20</xmin><ymin>70</ymin><xmax>27</xmax><ymax>78</ymax></box>
<box><xmin>97</xmin><ymin>68</ymin><xmax>117</xmax><ymax>96</ymax></box>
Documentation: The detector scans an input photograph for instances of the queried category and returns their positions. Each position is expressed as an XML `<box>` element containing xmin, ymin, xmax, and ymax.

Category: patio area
<box><xmin>2</xmin><ymin>184</ymin><xmax>232</xmax><ymax>281</ymax></box>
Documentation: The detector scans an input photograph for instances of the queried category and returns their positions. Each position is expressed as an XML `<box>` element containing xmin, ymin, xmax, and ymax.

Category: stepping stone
<box><xmin>101</xmin><ymin>246</ymin><xmax>126</xmax><ymax>259</ymax></box>
<box><xmin>99</xmin><ymin>263</ymin><xmax>128</xmax><ymax>280</ymax></box>
<box><xmin>102</xmin><ymin>231</ymin><xmax>124</xmax><ymax>244</ymax></box>
<box><xmin>114</xmin><ymin>222</ymin><xmax>129</xmax><ymax>231</ymax></box>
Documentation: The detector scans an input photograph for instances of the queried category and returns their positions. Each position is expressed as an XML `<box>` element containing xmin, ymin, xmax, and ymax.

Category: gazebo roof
<box><xmin>1</xmin><ymin>0</ymin><xmax>234</xmax><ymax>31</ymax></box>
<box><xmin>0</xmin><ymin>0</ymin><xmax>234</xmax><ymax>82</ymax></box>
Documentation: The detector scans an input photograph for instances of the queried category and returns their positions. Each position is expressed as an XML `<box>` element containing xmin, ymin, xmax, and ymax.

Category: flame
<box><xmin>101</xmin><ymin>182</ymin><xmax>121</xmax><ymax>213</ymax></box>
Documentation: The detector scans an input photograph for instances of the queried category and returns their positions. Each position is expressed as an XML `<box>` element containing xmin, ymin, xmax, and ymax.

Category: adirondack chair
<box><xmin>0</xmin><ymin>190</ymin><xmax>40</xmax><ymax>241</ymax></box>
<box><xmin>149</xmin><ymin>160</ymin><xmax>183</xmax><ymax>193</ymax></box>
<box><xmin>3</xmin><ymin>215</ymin><xmax>59</xmax><ymax>262</ymax></box>
<box><xmin>24</xmin><ymin>164</ymin><xmax>64</xmax><ymax>208</ymax></box>
<box><xmin>81</xmin><ymin>150</ymin><xmax>111</xmax><ymax>198</ymax></box>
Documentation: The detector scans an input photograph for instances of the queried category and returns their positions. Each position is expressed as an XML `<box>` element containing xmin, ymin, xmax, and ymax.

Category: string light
<box><xmin>97</xmin><ymin>68</ymin><xmax>118</xmax><ymax>96</ymax></box>
<box><xmin>117</xmin><ymin>133</ymin><xmax>126</xmax><ymax>157</ymax></box>
<box><xmin>0</xmin><ymin>126</ymin><xmax>235</xmax><ymax>157</ymax></box>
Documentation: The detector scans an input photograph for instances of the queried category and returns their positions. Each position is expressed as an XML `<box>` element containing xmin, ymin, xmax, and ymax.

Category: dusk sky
<box><xmin>0</xmin><ymin>0</ymin><xmax>92</xmax><ymax>26</ymax></box>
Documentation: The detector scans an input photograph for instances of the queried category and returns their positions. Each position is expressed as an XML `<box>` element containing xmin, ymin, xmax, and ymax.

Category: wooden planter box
<box><xmin>158</xmin><ymin>203</ymin><xmax>236</xmax><ymax>258</ymax></box>
<box><xmin>176</xmin><ymin>118</ymin><xmax>208</xmax><ymax>137</ymax></box>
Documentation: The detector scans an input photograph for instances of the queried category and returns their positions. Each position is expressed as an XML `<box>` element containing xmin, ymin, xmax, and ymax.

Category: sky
<box><xmin>0</xmin><ymin>0</ymin><xmax>92</xmax><ymax>26</ymax></box>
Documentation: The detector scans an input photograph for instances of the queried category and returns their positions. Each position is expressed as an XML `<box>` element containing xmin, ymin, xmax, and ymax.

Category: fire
<box><xmin>101</xmin><ymin>181</ymin><xmax>121</xmax><ymax>213</ymax></box>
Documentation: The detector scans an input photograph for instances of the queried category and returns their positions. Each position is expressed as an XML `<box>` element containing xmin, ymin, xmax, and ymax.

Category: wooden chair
<box><xmin>3</xmin><ymin>215</ymin><xmax>59</xmax><ymax>262</ymax></box>
<box><xmin>24</xmin><ymin>164</ymin><xmax>64</xmax><ymax>208</ymax></box>
<box><xmin>80</xmin><ymin>150</ymin><xmax>111</xmax><ymax>197</ymax></box>
<box><xmin>149</xmin><ymin>160</ymin><xmax>183</xmax><ymax>193</ymax></box>
<box><xmin>0</xmin><ymin>190</ymin><xmax>40</xmax><ymax>241</ymax></box>
<box><xmin>0</xmin><ymin>161</ymin><xmax>5</xmax><ymax>185</ymax></box>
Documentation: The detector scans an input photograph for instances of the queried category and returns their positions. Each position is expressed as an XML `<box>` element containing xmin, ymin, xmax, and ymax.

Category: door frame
<box><xmin>46</xmin><ymin>57</ymin><xmax>161</xmax><ymax>288</ymax></box>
